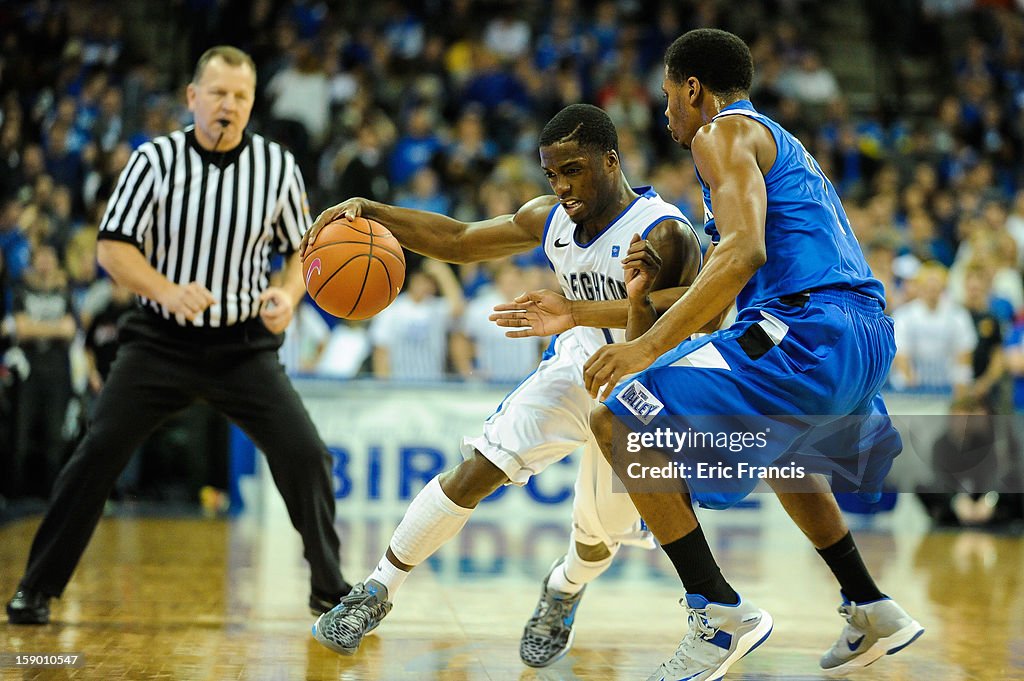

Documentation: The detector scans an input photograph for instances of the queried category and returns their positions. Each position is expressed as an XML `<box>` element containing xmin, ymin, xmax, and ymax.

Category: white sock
<box><xmin>547</xmin><ymin>541</ymin><xmax>616</xmax><ymax>595</ymax></box>
<box><xmin>367</xmin><ymin>555</ymin><xmax>409</xmax><ymax>600</ymax></box>
<box><xmin>375</xmin><ymin>475</ymin><xmax>473</xmax><ymax>599</ymax></box>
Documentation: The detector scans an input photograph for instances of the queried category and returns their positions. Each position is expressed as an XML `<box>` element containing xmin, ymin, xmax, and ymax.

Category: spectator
<box><xmin>597</xmin><ymin>67</ymin><xmax>652</xmax><ymax>134</ymax></box>
<box><xmin>483</xmin><ymin>7</ymin><xmax>532</xmax><ymax>61</ymax></box>
<box><xmin>452</xmin><ymin>261</ymin><xmax>545</xmax><ymax>382</ymax></box>
<box><xmin>0</xmin><ymin>198</ymin><xmax>30</xmax><ymax>284</ymax></box>
<box><xmin>65</xmin><ymin>226</ymin><xmax>110</xmax><ymax>328</ymax></box>
<box><xmin>334</xmin><ymin>123</ymin><xmax>390</xmax><ymax>204</ymax></box>
<box><xmin>777</xmin><ymin>51</ymin><xmax>840</xmax><ymax>106</ymax></box>
<box><xmin>267</xmin><ymin>43</ymin><xmax>331</xmax><ymax>147</ymax></box>
<box><xmin>441</xmin><ymin>107</ymin><xmax>498</xmax><ymax>197</ymax></box>
<box><xmin>42</xmin><ymin>124</ymin><xmax>84</xmax><ymax>191</ymax></box>
<box><xmin>389</xmin><ymin>105</ymin><xmax>443</xmax><ymax>188</ymax></box>
<box><xmin>317</xmin><ymin>320</ymin><xmax>372</xmax><ymax>378</ymax></box>
<box><xmin>83</xmin><ymin>281</ymin><xmax>135</xmax><ymax>396</ymax></box>
<box><xmin>962</xmin><ymin>262</ymin><xmax>1006</xmax><ymax>408</ymax></box>
<box><xmin>0</xmin><ymin>120</ymin><xmax>24</xmax><ymax>200</ymax></box>
<box><xmin>916</xmin><ymin>394</ymin><xmax>1000</xmax><ymax>527</ymax></box>
<box><xmin>1005</xmin><ymin>190</ymin><xmax>1024</xmax><ymax>269</ymax></box>
<box><xmin>11</xmin><ymin>243</ymin><xmax>75</xmax><ymax>498</ymax></box>
<box><xmin>864</xmin><ymin>237</ymin><xmax>905</xmax><ymax>313</ymax></box>
<box><xmin>395</xmin><ymin>167</ymin><xmax>450</xmax><ymax>215</ymax></box>
<box><xmin>278</xmin><ymin>300</ymin><xmax>331</xmax><ymax>375</ymax></box>
<box><xmin>370</xmin><ymin>260</ymin><xmax>464</xmax><ymax>381</ymax></box>
<box><xmin>906</xmin><ymin>210</ymin><xmax>955</xmax><ymax>267</ymax></box>
<box><xmin>892</xmin><ymin>262</ymin><xmax>976</xmax><ymax>392</ymax></box>
<box><xmin>462</xmin><ymin>46</ymin><xmax>532</xmax><ymax>127</ymax></box>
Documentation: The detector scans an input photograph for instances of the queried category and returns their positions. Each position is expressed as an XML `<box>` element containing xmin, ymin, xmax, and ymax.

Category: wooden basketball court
<box><xmin>1</xmin><ymin>499</ymin><xmax>1022</xmax><ymax>680</ymax></box>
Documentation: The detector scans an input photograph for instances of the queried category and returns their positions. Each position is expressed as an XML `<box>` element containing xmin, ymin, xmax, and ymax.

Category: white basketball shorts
<box><xmin>461</xmin><ymin>331</ymin><xmax>654</xmax><ymax>549</ymax></box>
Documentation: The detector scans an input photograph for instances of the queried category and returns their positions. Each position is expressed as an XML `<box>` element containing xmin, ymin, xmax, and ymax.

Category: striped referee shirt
<box><xmin>97</xmin><ymin>126</ymin><xmax>311</xmax><ymax>327</ymax></box>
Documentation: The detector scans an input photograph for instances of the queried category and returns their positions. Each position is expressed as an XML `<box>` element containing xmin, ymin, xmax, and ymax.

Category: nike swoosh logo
<box><xmin>847</xmin><ymin>634</ymin><xmax>866</xmax><ymax>651</ymax></box>
<box><xmin>554</xmin><ymin>238</ymin><xmax>570</xmax><ymax>248</ymax></box>
<box><xmin>305</xmin><ymin>257</ymin><xmax>322</xmax><ymax>289</ymax></box>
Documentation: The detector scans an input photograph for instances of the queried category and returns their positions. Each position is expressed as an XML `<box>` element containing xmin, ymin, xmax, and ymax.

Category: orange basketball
<box><xmin>302</xmin><ymin>217</ymin><xmax>406</xmax><ymax>320</ymax></box>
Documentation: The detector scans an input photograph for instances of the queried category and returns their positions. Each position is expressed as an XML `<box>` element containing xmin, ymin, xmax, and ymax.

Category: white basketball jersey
<box><xmin>542</xmin><ymin>186</ymin><xmax>694</xmax><ymax>358</ymax></box>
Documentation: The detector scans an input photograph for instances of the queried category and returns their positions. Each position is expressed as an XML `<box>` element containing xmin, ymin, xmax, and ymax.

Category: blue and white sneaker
<box><xmin>820</xmin><ymin>595</ymin><xmax>924</xmax><ymax>673</ymax></box>
<box><xmin>647</xmin><ymin>593</ymin><xmax>773</xmax><ymax>681</ymax></box>
<box><xmin>312</xmin><ymin>580</ymin><xmax>392</xmax><ymax>655</ymax></box>
<box><xmin>519</xmin><ymin>557</ymin><xmax>586</xmax><ymax>667</ymax></box>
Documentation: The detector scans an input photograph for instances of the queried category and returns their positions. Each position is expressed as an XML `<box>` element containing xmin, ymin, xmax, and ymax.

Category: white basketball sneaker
<box><xmin>819</xmin><ymin>595</ymin><xmax>924</xmax><ymax>673</ymax></box>
<box><xmin>647</xmin><ymin>593</ymin><xmax>773</xmax><ymax>681</ymax></box>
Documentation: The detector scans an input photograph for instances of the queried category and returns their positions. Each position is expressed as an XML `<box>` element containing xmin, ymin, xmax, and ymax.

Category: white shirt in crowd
<box><xmin>370</xmin><ymin>294</ymin><xmax>453</xmax><ymax>381</ymax></box>
<box><xmin>317</xmin><ymin>323</ymin><xmax>371</xmax><ymax>378</ymax></box>
<box><xmin>279</xmin><ymin>301</ymin><xmax>330</xmax><ymax>374</ymax></box>
<box><xmin>893</xmin><ymin>296</ymin><xmax>977</xmax><ymax>389</ymax></box>
<box><xmin>461</xmin><ymin>286</ymin><xmax>545</xmax><ymax>383</ymax></box>
<box><xmin>267</xmin><ymin>69</ymin><xmax>331</xmax><ymax>144</ymax></box>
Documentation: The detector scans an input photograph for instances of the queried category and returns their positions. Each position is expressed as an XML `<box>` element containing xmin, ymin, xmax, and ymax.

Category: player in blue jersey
<box><xmin>583</xmin><ymin>30</ymin><xmax>924</xmax><ymax>681</ymax></box>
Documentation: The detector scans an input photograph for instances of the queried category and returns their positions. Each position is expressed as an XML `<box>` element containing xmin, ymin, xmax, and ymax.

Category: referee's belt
<box><xmin>136</xmin><ymin>308</ymin><xmax>273</xmax><ymax>344</ymax></box>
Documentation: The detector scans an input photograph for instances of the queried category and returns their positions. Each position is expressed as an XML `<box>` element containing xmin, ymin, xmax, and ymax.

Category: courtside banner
<box><xmin>240</xmin><ymin>382</ymin><xmax>985</xmax><ymax>512</ymax></box>
<box><xmin>287</xmin><ymin>379</ymin><xmax>580</xmax><ymax>508</ymax></box>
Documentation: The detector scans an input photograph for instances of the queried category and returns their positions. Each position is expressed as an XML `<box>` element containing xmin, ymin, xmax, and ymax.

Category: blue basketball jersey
<box><xmin>697</xmin><ymin>100</ymin><xmax>885</xmax><ymax>312</ymax></box>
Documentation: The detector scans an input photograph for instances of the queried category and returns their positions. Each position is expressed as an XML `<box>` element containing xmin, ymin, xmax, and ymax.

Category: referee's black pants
<box><xmin>17</xmin><ymin>311</ymin><xmax>347</xmax><ymax>601</ymax></box>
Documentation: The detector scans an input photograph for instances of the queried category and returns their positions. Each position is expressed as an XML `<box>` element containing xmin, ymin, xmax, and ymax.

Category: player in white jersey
<box><xmin>300</xmin><ymin>104</ymin><xmax>703</xmax><ymax>665</ymax></box>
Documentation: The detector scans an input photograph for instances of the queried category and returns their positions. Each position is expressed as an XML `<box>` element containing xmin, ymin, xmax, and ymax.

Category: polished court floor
<box><xmin>1</xmin><ymin>497</ymin><xmax>1023</xmax><ymax>681</ymax></box>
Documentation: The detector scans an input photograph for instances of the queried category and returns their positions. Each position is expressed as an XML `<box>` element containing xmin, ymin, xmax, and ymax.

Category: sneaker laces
<box><xmin>837</xmin><ymin>602</ymin><xmax>866</xmax><ymax>629</ymax></box>
<box><xmin>668</xmin><ymin>600</ymin><xmax>718</xmax><ymax>664</ymax></box>
<box><xmin>528</xmin><ymin>591</ymin><xmax>577</xmax><ymax>636</ymax></box>
<box><xmin>335</xmin><ymin>587</ymin><xmax>387</xmax><ymax>634</ymax></box>
<box><xmin>835</xmin><ymin>603</ymin><xmax>868</xmax><ymax>645</ymax></box>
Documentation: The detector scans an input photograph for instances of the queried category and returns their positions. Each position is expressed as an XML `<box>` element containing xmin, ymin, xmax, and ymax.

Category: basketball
<box><xmin>302</xmin><ymin>217</ymin><xmax>406</xmax><ymax>320</ymax></box>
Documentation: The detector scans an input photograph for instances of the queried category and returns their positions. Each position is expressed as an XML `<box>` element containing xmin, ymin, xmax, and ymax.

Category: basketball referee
<box><xmin>6</xmin><ymin>46</ymin><xmax>350</xmax><ymax>625</ymax></box>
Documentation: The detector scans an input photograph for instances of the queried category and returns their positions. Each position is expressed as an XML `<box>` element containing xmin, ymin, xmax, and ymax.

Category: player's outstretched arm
<box><xmin>301</xmin><ymin>196</ymin><xmax>553</xmax><ymax>264</ymax></box>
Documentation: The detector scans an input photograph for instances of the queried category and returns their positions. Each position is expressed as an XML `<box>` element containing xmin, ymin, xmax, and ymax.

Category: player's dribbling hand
<box><xmin>163</xmin><ymin>282</ymin><xmax>216</xmax><ymax>321</ymax></box>
<box><xmin>583</xmin><ymin>339</ymin><xmax>659</xmax><ymax>401</ymax></box>
<box><xmin>622</xmin><ymin>233</ymin><xmax>661</xmax><ymax>302</ymax></box>
<box><xmin>259</xmin><ymin>287</ymin><xmax>294</xmax><ymax>334</ymax></box>
<box><xmin>489</xmin><ymin>289</ymin><xmax>575</xmax><ymax>337</ymax></box>
<box><xmin>301</xmin><ymin>197</ymin><xmax>375</xmax><ymax>256</ymax></box>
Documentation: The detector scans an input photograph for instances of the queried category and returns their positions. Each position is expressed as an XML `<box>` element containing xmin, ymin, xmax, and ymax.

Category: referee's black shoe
<box><xmin>309</xmin><ymin>582</ymin><xmax>353</xmax><ymax>616</ymax></box>
<box><xmin>6</xmin><ymin>589</ymin><xmax>51</xmax><ymax>625</ymax></box>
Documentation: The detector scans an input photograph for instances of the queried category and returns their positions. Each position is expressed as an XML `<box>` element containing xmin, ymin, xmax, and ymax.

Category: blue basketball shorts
<box><xmin>605</xmin><ymin>289</ymin><xmax>902</xmax><ymax>509</ymax></box>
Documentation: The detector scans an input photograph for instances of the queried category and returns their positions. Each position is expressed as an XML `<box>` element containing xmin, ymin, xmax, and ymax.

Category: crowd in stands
<box><xmin>2</xmin><ymin>0</ymin><xmax>1024</xmax><ymax>506</ymax></box>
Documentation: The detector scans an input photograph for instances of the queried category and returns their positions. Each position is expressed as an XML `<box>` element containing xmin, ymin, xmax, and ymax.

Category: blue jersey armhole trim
<box><xmin>541</xmin><ymin>203</ymin><xmax>560</xmax><ymax>272</ymax></box>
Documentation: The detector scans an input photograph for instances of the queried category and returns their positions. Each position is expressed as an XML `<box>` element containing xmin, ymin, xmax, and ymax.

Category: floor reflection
<box><xmin>0</xmin><ymin>502</ymin><xmax>1020</xmax><ymax>680</ymax></box>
